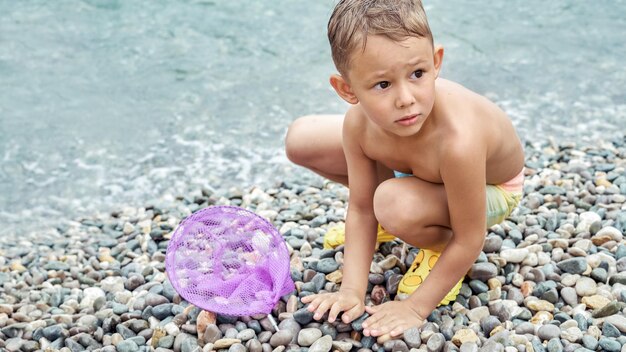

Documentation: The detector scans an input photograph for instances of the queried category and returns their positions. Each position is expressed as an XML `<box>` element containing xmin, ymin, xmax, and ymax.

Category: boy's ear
<box><xmin>433</xmin><ymin>45</ymin><xmax>444</xmax><ymax>78</ymax></box>
<box><xmin>330</xmin><ymin>74</ymin><xmax>359</xmax><ymax>104</ymax></box>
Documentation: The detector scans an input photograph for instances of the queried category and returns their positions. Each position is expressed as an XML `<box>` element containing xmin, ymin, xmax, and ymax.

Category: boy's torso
<box><xmin>357</xmin><ymin>79</ymin><xmax>524</xmax><ymax>185</ymax></box>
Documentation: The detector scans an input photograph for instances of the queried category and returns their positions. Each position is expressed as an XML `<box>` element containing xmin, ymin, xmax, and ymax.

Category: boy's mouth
<box><xmin>396</xmin><ymin>114</ymin><xmax>419</xmax><ymax>126</ymax></box>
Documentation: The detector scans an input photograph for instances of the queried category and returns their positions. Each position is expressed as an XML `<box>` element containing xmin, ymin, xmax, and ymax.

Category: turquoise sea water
<box><xmin>1</xmin><ymin>1</ymin><xmax>625</xmax><ymax>236</ymax></box>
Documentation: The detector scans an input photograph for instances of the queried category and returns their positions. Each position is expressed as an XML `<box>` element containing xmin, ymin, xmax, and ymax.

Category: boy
<box><xmin>286</xmin><ymin>0</ymin><xmax>524</xmax><ymax>341</ymax></box>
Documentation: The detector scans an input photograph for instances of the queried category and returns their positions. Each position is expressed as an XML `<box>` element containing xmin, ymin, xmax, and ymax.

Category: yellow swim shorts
<box><xmin>486</xmin><ymin>168</ymin><xmax>524</xmax><ymax>227</ymax></box>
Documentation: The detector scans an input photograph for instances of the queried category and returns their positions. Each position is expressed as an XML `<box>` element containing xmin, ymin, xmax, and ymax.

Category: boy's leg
<box><xmin>285</xmin><ymin>114</ymin><xmax>395</xmax><ymax>185</ymax></box>
<box><xmin>373</xmin><ymin>177</ymin><xmax>452</xmax><ymax>250</ymax></box>
<box><xmin>373</xmin><ymin>177</ymin><xmax>462</xmax><ymax>304</ymax></box>
<box><xmin>285</xmin><ymin>114</ymin><xmax>349</xmax><ymax>186</ymax></box>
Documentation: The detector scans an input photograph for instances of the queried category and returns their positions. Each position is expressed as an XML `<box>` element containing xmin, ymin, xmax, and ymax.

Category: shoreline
<box><xmin>0</xmin><ymin>136</ymin><xmax>625</xmax><ymax>352</ymax></box>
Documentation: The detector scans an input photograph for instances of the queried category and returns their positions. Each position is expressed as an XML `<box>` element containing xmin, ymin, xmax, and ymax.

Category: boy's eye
<box><xmin>375</xmin><ymin>81</ymin><xmax>390</xmax><ymax>90</ymax></box>
<box><xmin>411</xmin><ymin>70</ymin><xmax>423</xmax><ymax>79</ymax></box>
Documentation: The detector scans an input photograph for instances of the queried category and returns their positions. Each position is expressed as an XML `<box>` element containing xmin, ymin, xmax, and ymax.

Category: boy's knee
<box><xmin>373</xmin><ymin>180</ymin><xmax>415</xmax><ymax>234</ymax></box>
<box><xmin>285</xmin><ymin>117</ymin><xmax>311</xmax><ymax>165</ymax></box>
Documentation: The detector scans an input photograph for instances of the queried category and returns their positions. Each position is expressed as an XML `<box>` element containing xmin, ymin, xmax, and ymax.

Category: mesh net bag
<box><xmin>165</xmin><ymin>206</ymin><xmax>294</xmax><ymax>316</ymax></box>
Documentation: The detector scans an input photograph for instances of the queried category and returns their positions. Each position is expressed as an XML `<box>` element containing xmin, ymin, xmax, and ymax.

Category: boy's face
<box><xmin>334</xmin><ymin>35</ymin><xmax>442</xmax><ymax>138</ymax></box>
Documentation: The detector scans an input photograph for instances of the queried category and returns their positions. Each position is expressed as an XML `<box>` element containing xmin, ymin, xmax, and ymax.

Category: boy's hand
<box><xmin>362</xmin><ymin>300</ymin><xmax>425</xmax><ymax>341</ymax></box>
<box><xmin>301</xmin><ymin>288</ymin><xmax>364</xmax><ymax>324</ymax></box>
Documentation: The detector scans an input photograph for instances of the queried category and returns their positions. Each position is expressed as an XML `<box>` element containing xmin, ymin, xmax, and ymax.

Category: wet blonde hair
<box><xmin>328</xmin><ymin>0</ymin><xmax>433</xmax><ymax>76</ymax></box>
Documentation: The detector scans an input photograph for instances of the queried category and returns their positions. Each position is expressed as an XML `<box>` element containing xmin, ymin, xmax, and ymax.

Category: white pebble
<box><xmin>575</xmin><ymin>277</ymin><xmax>597</xmax><ymax>297</ymax></box>
<box><xmin>500</xmin><ymin>248</ymin><xmax>529</xmax><ymax>263</ymax></box>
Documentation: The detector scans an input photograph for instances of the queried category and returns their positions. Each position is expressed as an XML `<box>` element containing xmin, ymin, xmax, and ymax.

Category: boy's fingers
<box><xmin>305</xmin><ymin>297</ymin><xmax>321</xmax><ymax>311</ymax></box>
<box><xmin>364</xmin><ymin>309</ymin><xmax>383</xmax><ymax>327</ymax></box>
<box><xmin>390</xmin><ymin>326</ymin><xmax>404</xmax><ymax>337</ymax></box>
<box><xmin>327</xmin><ymin>302</ymin><xmax>343</xmax><ymax>323</ymax></box>
<box><xmin>364</xmin><ymin>305</ymin><xmax>378</xmax><ymax>314</ymax></box>
<box><xmin>343</xmin><ymin>304</ymin><xmax>362</xmax><ymax>324</ymax></box>
<box><xmin>313</xmin><ymin>299</ymin><xmax>333</xmax><ymax>320</ymax></box>
<box><xmin>377</xmin><ymin>333</ymin><xmax>392</xmax><ymax>344</ymax></box>
<box><xmin>376</xmin><ymin>316</ymin><xmax>401</xmax><ymax>338</ymax></box>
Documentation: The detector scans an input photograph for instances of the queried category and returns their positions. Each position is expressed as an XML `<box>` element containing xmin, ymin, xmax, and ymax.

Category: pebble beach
<box><xmin>1</xmin><ymin>136</ymin><xmax>626</xmax><ymax>352</ymax></box>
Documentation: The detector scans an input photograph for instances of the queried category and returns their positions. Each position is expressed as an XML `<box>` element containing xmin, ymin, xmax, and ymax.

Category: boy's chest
<box><xmin>362</xmin><ymin>139</ymin><xmax>443</xmax><ymax>183</ymax></box>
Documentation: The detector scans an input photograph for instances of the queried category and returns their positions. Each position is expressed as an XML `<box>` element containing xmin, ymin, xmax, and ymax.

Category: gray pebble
<box><xmin>351</xmin><ymin>313</ymin><xmax>368</xmax><ymax>331</ymax></box>
<box><xmin>598</xmin><ymin>337</ymin><xmax>621</xmax><ymax>352</ymax></box>
<box><xmin>224</xmin><ymin>327</ymin><xmax>239</xmax><ymax>339</ymax></box>
<box><xmin>158</xmin><ymin>335</ymin><xmax>174</xmax><ymax>348</ymax></box>
<box><xmin>116</xmin><ymin>325</ymin><xmax>136</xmax><ymax>339</ymax></box>
<box><xmin>538</xmin><ymin>324</ymin><xmax>561</xmax><ymax>341</ymax></box>
<box><xmin>480</xmin><ymin>316</ymin><xmax>501</xmax><ymax>336</ymax></box>
<box><xmin>546</xmin><ymin>338</ymin><xmax>563</xmax><ymax>352</ymax></box>
<box><xmin>483</xmin><ymin>235</ymin><xmax>503</xmax><ymax>253</ymax></box>
<box><xmin>427</xmin><ymin>333</ymin><xmax>445</xmax><ymax>352</ymax></box>
<box><xmin>246</xmin><ymin>339</ymin><xmax>262</xmax><ymax>352</ymax></box>
<box><xmin>369</xmin><ymin>273</ymin><xmax>385</xmax><ymax>285</ymax></box>
<box><xmin>203</xmin><ymin>324</ymin><xmax>222</xmax><ymax>344</ymax></box>
<box><xmin>64</xmin><ymin>338</ymin><xmax>84</xmax><ymax>352</ymax></box>
<box><xmin>116</xmin><ymin>340</ymin><xmax>139</xmax><ymax>352</ymax></box>
<box><xmin>403</xmin><ymin>326</ymin><xmax>421</xmax><ymax>348</ymax></box>
<box><xmin>308</xmin><ymin>334</ymin><xmax>333</xmax><ymax>352</ymax></box>
<box><xmin>469</xmin><ymin>280</ymin><xmax>489</xmax><ymax>294</ymax></box>
<box><xmin>560</xmin><ymin>287</ymin><xmax>578</xmax><ymax>306</ymax></box>
<box><xmin>514</xmin><ymin>322</ymin><xmax>535</xmax><ymax>335</ymax></box>
<box><xmin>127</xmin><ymin>336</ymin><xmax>146</xmax><ymax>346</ymax></box>
<box><xmin>277</xmin><ymin>318</ymin><xmax>300</xmax><ymax>344</ymax></box>
<box><xmin>557</xmin><ymin>258</ymin><xmax>587</xmax><ymax>275</ymax></box>
<box><xmin>181</xmin><ymin>336</ymin><xmax>199</xmax><ymax>352</ymax></box>
<box><xmin>236</xmin><ymin>328</ymin><xmax>256</xmax><ymax>341</ymax></box>
<box><xmin>258</xmin><ymin>331</ymin><xmax>272</xmax><ymax>343</ymax></box>
<box><xmin>319</xmin><ymin>322</ymin><xmax>338</xmax><ymax>339</ymax></box>
<box><xmin>581</xmin><ymin>335</ymin><xmax>598</xmax><ymax>350</ymax></box>
<box><xmin>293</xmin><ymin>308</ymin><xmax>314</xmax><ymax>325</ymax></box>
<box><xmin>590</xmin><ymin>267</ymin><xmax>608</xmax><ymax>283</ymax></box>
<box><xmin>297</xmin><ymin>328</ymin><xmax>322</xmax><ymax>347</ymax></box>
<box><xmin>151</xmin><ymin>304</ymin><xmax>173</xmax><ymax>320</ymax></box>
<box><xmin>467</xmin><ymin>263</ymin><xmax>498</xmax><ymax>281</ymax></box>
<box><xmin>42</xmin><ymin>324</ymin><xmax>66</xmax><ymax>341</ymax></box>
<box><xmin>316</xmin><ymin>258</ymin><xmax>339</xmax><ymax>274</ymax></box>
<box><xmin>591</xmin><ymin>300</ymin><xmax>621</xmax><ymax>318</ymax></box>
<box><xmin>269</xmin><ymin>329</ymin><xmax>293</xmax><ymax>347</ymax></box>
<box><xmin>602</xmin><ymin>322</ymin><xmax>622</xmax><ymax>338</ymax></box>
<box><xmin>229</xmin><ymin>343</ymin><xmax>247</xmax><ymax>352</ymax></box>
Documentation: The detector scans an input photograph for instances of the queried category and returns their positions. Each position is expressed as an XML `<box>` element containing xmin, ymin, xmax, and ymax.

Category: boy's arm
<box><xmin>340</xmin><ymin>108</ymin><xmax>379</xmax><ymax>298</ymax></box>
<box><xmin>408</xmin><ymin>139</ymin><xmax>487</xmax><ymax>317</ymax></box>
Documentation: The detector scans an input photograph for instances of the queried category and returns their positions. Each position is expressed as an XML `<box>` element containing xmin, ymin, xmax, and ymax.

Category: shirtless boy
<box><xmin>286</xmin><ymin>0</ymin><xmax>525</xmax><ymax>341</ymax></box>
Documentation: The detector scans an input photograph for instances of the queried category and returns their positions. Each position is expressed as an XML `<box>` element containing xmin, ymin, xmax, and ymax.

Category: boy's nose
<box><xmin>395</xmin><ymin>84</ymin><xmax>416</xmax><ymax>109</ymax></box>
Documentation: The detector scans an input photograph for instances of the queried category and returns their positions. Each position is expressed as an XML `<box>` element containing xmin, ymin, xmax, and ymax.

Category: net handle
<box><xmin>268</xmin><ymin>315</ymin><xmax>280</xmax><ymax>332</ymax></box>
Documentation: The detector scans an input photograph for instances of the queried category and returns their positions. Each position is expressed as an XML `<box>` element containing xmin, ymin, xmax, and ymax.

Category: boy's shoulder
<box><xmin>342</xmin><ymin>104</ymin><xmax>367</xmax><ymax>132</ymax></box>
<box><xmin>435</xmin><ymin>78</ymin><xmax>487</xmax><ymax>107</ymax></box>
<box><xmin>435</xmin><ymin>78</ymin><xmax>504</xmax><ymax>115</ymax></box>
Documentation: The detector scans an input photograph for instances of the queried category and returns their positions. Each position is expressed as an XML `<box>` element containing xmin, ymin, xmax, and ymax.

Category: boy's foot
<box><xmin>397</xmin><ymin>249</ymin><xmax>463</xmax><ymax>306</ymax></box>
<box><xmin>323</xmin><ymin>224</ymin><xmax>396</xmax><ymax>249</ymax></box>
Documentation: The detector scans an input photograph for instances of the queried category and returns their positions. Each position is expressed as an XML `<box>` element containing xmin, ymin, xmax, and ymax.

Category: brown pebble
<box><xmin>370</xmin><ymin>285</ymin><xmax>389</xmax><ymax>305</ymax></box>
<box><xmin>197</xmin><ymin>310</ymin><xmax>216</xmax><ymax>341</ymax></box>
<box><xmin>286</xmin><ymin>295</ymin><xmax>298</xmax><ymax>313</ymax></box>
<box><xmin>326</xmin><ymin>270</ymin><xmax>343</xmax><ymax>284</ymax></box>
<box><xmin>521</xmin><ymin>281</ymin><xmax>535</xmax><ymax>297</ymax></box>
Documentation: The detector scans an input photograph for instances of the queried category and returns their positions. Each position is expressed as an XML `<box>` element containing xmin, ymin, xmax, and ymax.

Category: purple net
<box><xmin>165</xmin><ymin>206</ymin><xmax>294</xmax><ymax>316</ymax></box>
